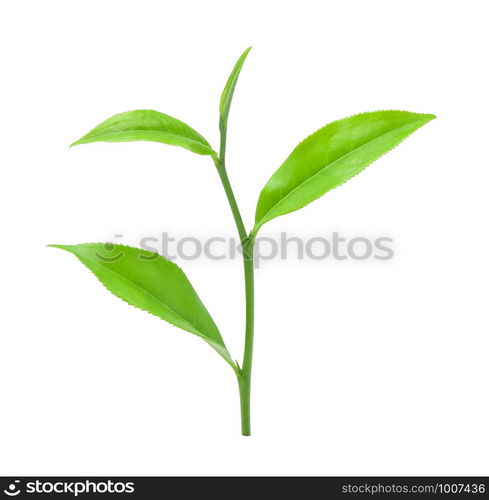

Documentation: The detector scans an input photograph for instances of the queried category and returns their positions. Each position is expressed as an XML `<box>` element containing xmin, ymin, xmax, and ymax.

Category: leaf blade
<box><xmin>49</xmin><ymin>243</ymin><xmax>235</xmax><ymax>369</ymax></box>
<box><xmin>71</xmin><ymin>109</ymin><xmax>215</xmax><ymax>156</ymax></box>
<box><xmin>219</xmin><ymin>47</ymin><xmax>251</xmax><ymax>128</ymax></box>
<box><xmin>253</xmin><ymin>110</ymin><xmax>436</xmax><ymax>234</ymax></box>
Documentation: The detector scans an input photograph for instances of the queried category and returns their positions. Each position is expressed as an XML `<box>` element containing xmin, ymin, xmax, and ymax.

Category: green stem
<box><xmin>215</xmin><ymin>159</ymin><xmax>247</xmax><ymax>243</ymax></box>
<box><xmin>214</xmin><ymin>119</ymin><xmax>255</xmax><ymax>436</ymax></box>
<box><xmin>239</xmin><ymin>238</ymin><xmax>254</xmax><ymax>435</ymax></box>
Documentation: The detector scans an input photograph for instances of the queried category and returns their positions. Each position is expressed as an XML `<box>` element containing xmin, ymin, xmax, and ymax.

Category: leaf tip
<box><xmin>47</xmin><ymin>244</ymin><xmax>70</xmax><ymax>251</ymax></box>
<box><xmin>239</xmin><ymin>46</ymin><xmax>252</xmax><ymax>64</ymax></box>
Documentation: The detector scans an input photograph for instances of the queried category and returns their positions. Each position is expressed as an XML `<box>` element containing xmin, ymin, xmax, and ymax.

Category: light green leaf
<box><xmin>253</xmin><ymin>110</ymin><xmax>436</xmax><ymax>235</ymax></box>
<box><xmin>49</xmin><ymin>243</ymin><xmax>235</xmax><ymax>370</ymax></box>
<box><xmin>219</xmin><ymin>47</ymin><xmax>251</xmax><ymax>128</ymax></box>
<box><xmin>71</xmin><ymin>110</ymin><xmax>215</xmax><ymax>156</ymax></box>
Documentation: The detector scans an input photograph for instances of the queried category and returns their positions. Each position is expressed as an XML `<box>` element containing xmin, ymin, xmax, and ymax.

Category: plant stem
<box><xmin>239</xmin><ymin>237</ymin><xmax>254</xmax><ymax>435</ymax></box>
<box><xmin>215</xmin><ymin>159</ymin><xmax>247</xmax><ymax>243</ymax></box>
<box><xmin>214</xmin><ymin>119</ymin><xmax>255</xmax><ymax>435</ymax></box>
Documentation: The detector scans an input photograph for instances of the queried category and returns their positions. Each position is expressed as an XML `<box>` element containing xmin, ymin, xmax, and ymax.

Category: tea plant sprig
<box><xmin>51</xmin><ymin>48</ymin><xmax>435</xmax><ymax>435</ymax></box>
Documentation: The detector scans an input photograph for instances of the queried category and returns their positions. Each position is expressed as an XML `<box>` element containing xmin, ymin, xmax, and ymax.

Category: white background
<box><xmin>1</xmin><ymin>0</ymin><xmax>488</xmax><ymax>476</ymax></box>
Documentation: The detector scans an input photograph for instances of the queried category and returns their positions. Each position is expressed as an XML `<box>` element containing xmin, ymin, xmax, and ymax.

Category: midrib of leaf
<box><xmin>83</xmin><ymin>256</ymin><xmax>223</xmax><ymax>347</ymax></box>
<box><xmin>75</xmin><ymin>130</ymin><xmax>212</xmax><ymax>151</ymax></box>
<box><xmin>254</xmin><ymin>120</ymin><xmax>424</xmax><ymax>233</ymax></box>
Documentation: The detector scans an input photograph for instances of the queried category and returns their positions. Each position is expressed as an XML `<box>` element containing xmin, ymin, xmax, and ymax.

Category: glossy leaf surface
<box><xmin>71</xmin><ymin>109</ymin><xmax>215</xmax><ymax>155</ymax></box>
<box><xmin>50</xmin><ymin>243</ymin><xmax>235</xmax><ymax>368</ymax></box>
<box><xmin>254</xmin><ymin>111</ymin><xmax>436</xmax><ymax>234</ymax></box>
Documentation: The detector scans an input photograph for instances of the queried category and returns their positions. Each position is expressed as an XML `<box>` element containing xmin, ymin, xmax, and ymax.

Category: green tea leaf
<box><xmin>253</xmin><ymin>111</ymin><xmax>436</xmax><ymax>235</ymax></box>
<box><xmin>71</xmin><ymin>110</ymin><xmax>215</xmax><ymax>156</ymax></box>
<box><xmin>219</xmin><ymin>47</ymin><xmax>251</xmax><ymax>128</ymax></box>
<box><xmin>49</xmin><ymin>243</ymin><xmax>235</xmax><ymax>370</ymax></box>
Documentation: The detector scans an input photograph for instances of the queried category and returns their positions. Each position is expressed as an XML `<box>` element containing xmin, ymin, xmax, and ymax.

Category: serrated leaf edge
<box><xmin>49</xmin><ymin>243</ymin><xmax>237</xmax><ymax>371</ymax></box>
<box><xmin>252</xmin><ymin>111</ymin><xmax>436</xmax><ymax>236</ymax></box>
<box><xmin>70</xmin><ymin>109</ymin><xmax>216</xmax><ymax>156</ymax></box>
